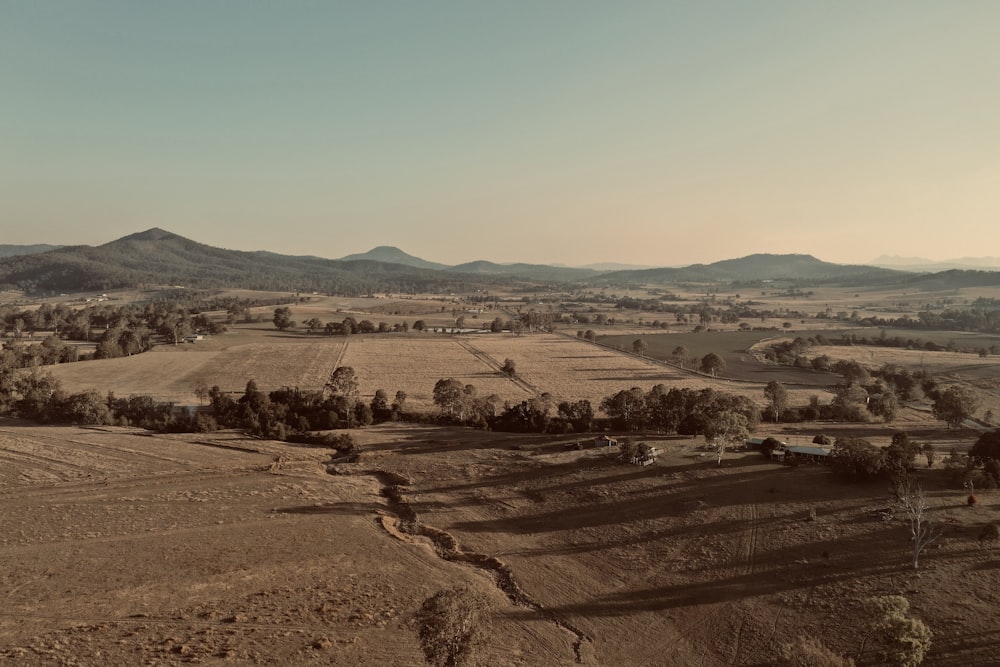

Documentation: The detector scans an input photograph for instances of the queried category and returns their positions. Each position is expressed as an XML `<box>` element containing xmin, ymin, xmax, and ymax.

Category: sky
<box><xmin>2</xmin><ymin>2</ymin><xmax>999</xmax><ymax>267</ymax></box>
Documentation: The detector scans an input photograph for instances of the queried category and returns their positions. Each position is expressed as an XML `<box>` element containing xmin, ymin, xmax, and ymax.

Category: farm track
<box><xmin>354</xmin><ymin>468</ymin><xmax>593</xmax><ymax>664</ymax></box>
<box><xmin>454</xmin><ymin>339</ymin><xmax>541</xmax><ymax>395</ymax></box>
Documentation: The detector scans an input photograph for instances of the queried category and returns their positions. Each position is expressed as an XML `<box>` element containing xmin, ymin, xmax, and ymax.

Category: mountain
<box><xmin>0</xmin><ymin>244</ymin><xmax>61</xmax><ymax>258</ymax></box>
<box><xmin>595</xmin><ymin>253</ymin><xmax>904</xmax><ymax>284</ymax></box>
<box><xmin>338</xmin><ymin>246</ymin><xmax>448</xmax><ymax>271</ymax></box>
<box><xmin>3</xmin><ymin>229</ymin><xmax>995</xmax><ymax>296</ymax></box>
<box><xmin>0</xmin><ymin>228</ymin><xmax>485</xmax><ymax>295</ymax></box>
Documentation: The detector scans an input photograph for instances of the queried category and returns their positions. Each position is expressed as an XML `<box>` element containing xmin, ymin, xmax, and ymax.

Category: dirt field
<box><xmin>43</xmin><ymin>329</ymin><xmax>822</xmax><ymax>413</ymax></box>
<box><xmin>1</xmin><ymin>415</ymin><xmax>996</xmax><ymax>666</ymax></box>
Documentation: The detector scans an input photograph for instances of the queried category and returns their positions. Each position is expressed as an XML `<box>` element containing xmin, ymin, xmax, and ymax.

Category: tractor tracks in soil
<box><xmin>453</xmin><ymin>339</ymin><xmax>541</xmax><ymax>396</ymax></box>
<box><xmin>338</xmin><ymin>467</ymin><xmax>593</xmax><ymax>664</ymax></box>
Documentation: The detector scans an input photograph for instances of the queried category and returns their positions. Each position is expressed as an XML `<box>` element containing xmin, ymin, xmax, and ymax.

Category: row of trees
<box><xmin>273</xmin><ymin>308</ymin><xmax>518</xmax><ymax>336</ymax></box>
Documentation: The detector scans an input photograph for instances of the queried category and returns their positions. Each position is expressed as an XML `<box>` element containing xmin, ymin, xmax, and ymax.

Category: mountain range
<box><xmin>1</xmin><ymin>228</ymin><xmax>998</xmax><ymax>296</ymax></box>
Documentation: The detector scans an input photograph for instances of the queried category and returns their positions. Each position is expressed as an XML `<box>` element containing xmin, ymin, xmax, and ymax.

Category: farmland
<box><xmin>1</xmin><ymin>416</ymin><xmax>997</xmax><ymax>665</ymax></box>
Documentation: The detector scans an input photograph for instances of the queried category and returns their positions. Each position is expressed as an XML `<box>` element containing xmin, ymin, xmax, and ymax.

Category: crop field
<box><xmin>338</xmin><ymin>337</ymin><xmax>534</xmax><ymax>411</ymax></box>
<box><xmin>43</xmin><ymin>328</ymin><xmax>836</xmax><ymax>412</ymax></box>
<box><xmin>2</xmin><ymin>418</ymin><xmax>996</xmax><ymax>666</ymax></box>
<box><xmin>44</xmin><ymin>338</ymin><xmax>347</xmax><ymax>403</ymax></box>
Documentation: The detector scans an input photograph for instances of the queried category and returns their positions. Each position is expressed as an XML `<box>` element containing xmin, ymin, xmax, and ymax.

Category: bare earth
<box><xmin>2</xmin><ymin>414</ymin><xmax>997</xmax><ymax>666</ymax></box>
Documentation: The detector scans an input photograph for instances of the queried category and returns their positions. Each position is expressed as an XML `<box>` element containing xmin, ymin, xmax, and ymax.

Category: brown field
<box><xmin>1</xmin><ymin>415</ymin><xmax>997</xmax><ymax>666</ymax></box>
<box><xmin>43</xmin><ymin>328</ymin><xmax>831</xmax><ymax>413</ymax></box>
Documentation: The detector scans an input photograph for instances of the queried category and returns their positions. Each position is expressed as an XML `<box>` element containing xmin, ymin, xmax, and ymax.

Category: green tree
<box><xmin>500</xmin><ymin>358</ymin><xmax>517</xmax><ymax>377</ymax></box>
<box><xmin>415</xmin><ymin>586</ymin><xmax>491</xmax><ymax>667</ymax></box>
<box><xmin>763</xmin><ymin>381</ymin><xmax>788</xmax><ymax>423</ymax></box>
<box><xmin>830</xmin><ymin>437</ymin><xmax>884</xmax><ymax>480</ymax></box>
<box><xmin>600</xmin><ymin>387</ymin><xmax>646</xmax><ymax>431</ymax></box>
<box><xmin>870</xmin><ymin>388</ymin><xmax>899</xmax><ymax>423</ymax></box>
<box><xmin>326</xmin><ymin>366</ymin><xmax>358</xmax><ymax>397</ymax></box>
<box><xmin>700</xmin><ymin>352</ymin><xmax>726</xmax><ymax>376</ymax></box>
<box><xmin>702</xmin><ymin>410</ymin><xmax>749</xmax><ymax>466</ymax></box>
<box><xmin>932</xmin><ymin>385</ymin><xmax>979</xmax><ymax>428</ymax></box>
<box><xmin>632</xmin><ymin>338</ymin><xmax>648</xmax><ymax>357</ymax></box>
<box><xmin>433</xmin><ymin>378</ymin><xmax>469</xmax><ymax>421</ymax></box>
<box><xmin>861</xmin><ymin>595</ymin><xmax>932</xmax><ymax>666</ymax></box>
<box><xmin>273</xmin><ymin>307</ymin><xmax>295</xmax><ymax>331</ymax></box>
<box><xmin>671</xmin><ymin>345</ymin><xmax>689</xmax><ymax>368</ymax></box>
<box><xmin>970</xmin><ymin>430</ymin><xmax>1000</xmax><ymax>465</ymax></box>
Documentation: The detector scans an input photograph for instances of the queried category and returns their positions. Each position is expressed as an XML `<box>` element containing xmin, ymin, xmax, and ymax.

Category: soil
<box><xmin>1</xmin><ymin>413</ymin><xmax>997</xmax><ymax>666</ymax></box>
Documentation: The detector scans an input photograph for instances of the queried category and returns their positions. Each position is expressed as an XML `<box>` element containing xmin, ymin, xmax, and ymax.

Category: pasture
<box><xmin>1</xmin><ymin>418</ymin><xmax>996</xmax><ymax>665</ymax></box>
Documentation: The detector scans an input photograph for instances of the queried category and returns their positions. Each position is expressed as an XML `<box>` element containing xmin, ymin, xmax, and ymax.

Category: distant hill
<box><xmin>871</xmin><ymin>255</ymin><xmax>1000</xmax><ymax>272</ymax></box>
<box><xmin>0</xmin><ymin>228</ymin><xmax>485</xmax><ymax>295</ymax></box>
<box><xmin>0</xmin><ymin>244</ymin><xmax>61</xmax><ymax>258</ymax></box>
<box><xmin>4</xmin><ymin>229</ymin><xmax>996</xmax><ymax>296</ymax></box>
<box><xmin>338</xmin><ymin>246</ymin><xmax>449</xmax><ymax>271</ymax></box>
<box><xmin>596</xmin><ymin>253</ymin><xmax>904</xmax><ymax>284</ymax></box>
<box><xmin>447</xmin><ymin>260</ymin><xmax>599</xmax><ymax>282</ymax></box>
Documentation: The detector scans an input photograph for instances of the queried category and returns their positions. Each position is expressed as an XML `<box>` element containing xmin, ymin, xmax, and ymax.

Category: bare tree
<box><xmin>894</xmin><ymin>482</ymin><xmax>944</xmax><ymax>569</ymax></box>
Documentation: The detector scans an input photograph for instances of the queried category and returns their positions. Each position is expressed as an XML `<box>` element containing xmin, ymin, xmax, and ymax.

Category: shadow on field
<box><xmin>272</xmin><ymin>502</ymin><xmax>373</xmax><ymax>515</ymax></box>
<box><xmin>504</xmin><ymin>536</ymin><xmax>913</xmax><ymax>617</ymax></box>
<box><xmin>448</xmin><ymin>465</ymin><xmax>889</xmax><ymax>537</ymax></box>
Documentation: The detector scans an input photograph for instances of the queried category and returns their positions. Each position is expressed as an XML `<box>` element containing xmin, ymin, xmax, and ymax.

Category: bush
<box><xmin>776</xmin><ymin>636</ymin><xmax>854</xmax><ymax>667</ymax></box>
<box><xmin>415</xmin><ymin>586</ymin><xmax>491</xmax><ymax>667</ymax></box>
<box><xmin>862</xmin><ymin>595</ymin><xmax>932</xmax><ymax>667</ymax></box>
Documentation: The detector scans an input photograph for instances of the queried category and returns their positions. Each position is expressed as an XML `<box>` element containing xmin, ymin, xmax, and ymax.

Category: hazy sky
<box><xmin>3</xmin><ymin>2</ymin><xmax>999</xmax><ymax>267</ymax></box>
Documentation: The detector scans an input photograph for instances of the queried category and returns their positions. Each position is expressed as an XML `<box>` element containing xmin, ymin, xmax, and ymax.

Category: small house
<box><xmin>595</xmin><ymin>435</ymin><xmax>619</xmax><ymax>448</ymax></box>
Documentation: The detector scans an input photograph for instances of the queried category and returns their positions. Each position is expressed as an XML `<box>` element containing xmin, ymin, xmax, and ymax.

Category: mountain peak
<box><xmin>116</xmin><ymin>228</ymin><xmax>184</xmax><ymax>243</ymax></box>
<box><xmin>338</xmin><ymin>246</ymin><xmax>448</xmax><ymax>271</ymax></box>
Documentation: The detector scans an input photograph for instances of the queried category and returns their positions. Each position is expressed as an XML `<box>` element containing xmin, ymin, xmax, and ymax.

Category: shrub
<box><xmin>415</xmin><ymin>586</ymin><xmax>491</xmax><ymax>667</ymax></box>
<box><xmin>968</xmin><ymin>494</ymin><xmax>978</xmax><ymax>506</ymax></box>
<box><xmin>862</xmin><ymin>595</ymin><xmax>932</xmax><ymax>667</ymax></box>
<box><xmin>776</xmin><ymin>636</ymin><xmax>854</xmax><ymax>667</ymax></box>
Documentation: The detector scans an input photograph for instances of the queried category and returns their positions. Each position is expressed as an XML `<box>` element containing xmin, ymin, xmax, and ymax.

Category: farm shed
<box><xmin>781</xmin><ymin>445</ymin><xmax>831</xmax><ymax>463</ymax></box>
<box><xmin>595</xmin><ymin>435</ymin><xmax>619</xmax><ymax>447</ymax></box>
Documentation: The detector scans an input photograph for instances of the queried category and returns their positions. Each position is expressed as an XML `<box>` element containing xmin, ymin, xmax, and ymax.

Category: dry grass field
<box><xmin>44</xmin><ymin>327</ymin><xmax>826</xmax><ymax>413</ymax></box>
<box><xmin>1</xmin><ymin>416</ymin><xmax>996</xmax><ymax>666</ymax></box>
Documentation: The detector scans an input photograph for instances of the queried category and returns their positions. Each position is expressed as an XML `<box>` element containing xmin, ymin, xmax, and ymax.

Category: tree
<box><xmin>702</xmin><ymin>410</ymin><xmax>749</xmax><ymax>466</ymax></box>
<box><xmin>600</xmin><ymin>387</ymin><xmax>646</xmax><ymax>431</ymax></box>
<box><xmin>869</xmin><ymin>389</ymin><xmax>899</xmax><ymax>423</ymax></box>
<box><xmin>671</xmin><ymin>346</ymin><xmax>689</xmax><ymax>368</ymax></box>
<box><xmin>272</xmin><ymin>307</ymin><xmax>295</xmax><ymax>331</ymax></box>
<box><xmin>830</xmin><ymin>437</ymin><xmax>884</xmax><ymax>480</ymax></box>
<box><xmin>304</xmin><ymin>317</ymin><xmax>323</xmax><ymax>334</ymax></box>
<box><xmin>861</xmin><ymin>595</ymin><xmax>932</xmax><ymax>666</ymax></box>
<box><xmin>413</xmin><ymin>320</ymin><xmax>427</xmax><ymax>332</ymax></box>
<box><xmin>415</xmin><ymin>586</ymin><xmax>491</xmax><ymax>667</ymax></box>
<box><xmin>192</xmin><ymin>380</ymin><xmax>210</xmax><ymax>405</ymax></box>
<box><xmin>932</xmin><ymin>385</ymin><xmax>979</xmax><ymax>428</ymax></box>
<box><xmin>500</xmin><ymin>358</ymin><xmax>517</xmax><ymax>377</ymax></box>
<box><xmin>969</xmin><ymin>430</ymin><xmax>1000</xmax><ymax>466</ymax></box>
<box><xmin>370</xmin><ymin>389</ymin><xmax>391</xmax><ymax>421</ymax></box>
<box><xmin>700</xmin><ymin>352</ymin><xmax>726</xmax><ymax>377</ymax></box>
<box><xmin>326</xmin><ymin>366</ymin><xmax>358</xmax><ymax>397</ymax></box>
<box><xmin>557</xmin><ymin>399</ymin><xmax>593</xmax><ymax>433</ymax></box>
<box><xmin>632</xmin><ymin>338</ymin><xmax>648</xmax><ymax>357</ymax></box>
<box><xmin>763</xmin><ymin>381</ymin><xmax>788</xmax><ymax>423</ymax></box>
<box><xmin>894</xmin><ymin>481</ymin><xmax>944</xmax><ymax>570</ymax></box>
<box><xmin>433</xmin><ymin>378</ymin><xmax>469</xmax><ymax>421</ymax></box>
<box><xmin>884</xmin><ymin>431</ymin><xmax>920</xmax><ymax>480</ymax></box>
